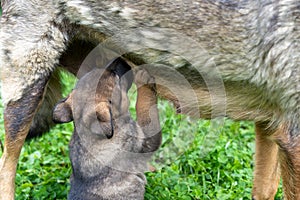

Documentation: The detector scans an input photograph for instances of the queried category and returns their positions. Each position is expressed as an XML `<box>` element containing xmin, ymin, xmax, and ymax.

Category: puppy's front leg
<box><xmin>135</xmin><ymin>69</ymin><xmax>161</xmax><ymax>153</ymax></box>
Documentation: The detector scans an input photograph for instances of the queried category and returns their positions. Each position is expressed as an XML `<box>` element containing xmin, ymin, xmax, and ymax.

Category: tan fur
<box><xmin>272</xmin><ymin>124</ymin><xmax>300</xmax><ymax>199</ymax></box>
<box><xmin>1</xmin><ymin>1</ymin><xmax>300</xmax><ymax>199</ymax></box>
<box><xmin>252</xmin><ymin>123</ymin><xmax>281</xmax><ymax>200</ymax></box>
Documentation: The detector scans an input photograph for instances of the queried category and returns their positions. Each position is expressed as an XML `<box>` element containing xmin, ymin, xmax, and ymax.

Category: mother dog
<box><xmin>0</xmin><ymin>0</ymin><xmax>300</xmax><ymax>199</ymax></box>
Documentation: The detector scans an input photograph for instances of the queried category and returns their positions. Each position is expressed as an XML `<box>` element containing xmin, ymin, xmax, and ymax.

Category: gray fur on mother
<box><xmin>1</xmin><ymin>1</ymin><xmax>300</xmax><ymax>199</ymax></box>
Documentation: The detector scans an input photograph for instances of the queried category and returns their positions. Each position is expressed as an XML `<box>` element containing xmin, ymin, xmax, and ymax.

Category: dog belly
<box><xmin>65</xmin><ymin>0</ymin><xmax>293</xmax><ymax>125</ymax></box>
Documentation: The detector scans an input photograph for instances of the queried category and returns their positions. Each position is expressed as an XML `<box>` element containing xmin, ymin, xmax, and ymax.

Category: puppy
<box><xmin>53</xmin><ymin>58</ymin><xmax>161</xmax><ymax>200</ymax></box>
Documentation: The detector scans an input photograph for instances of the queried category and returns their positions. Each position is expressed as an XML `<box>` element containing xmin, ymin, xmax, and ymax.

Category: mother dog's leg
<box><xmin>252</xmin><ymin>122</ymin><xmax>280</xmax><ymax>200</ymax></box>
<box><xmin>0</xmin><ymin>76</ymin><xmax>52</xmax><ymax>200</ymax></box>
<box><xmin>272</xmin><ymin>123</ymin><xmax>300</xmax><ymax>200</ymax></box>
<box><xmin>0</xmin><ymin>2</ymin><xmax>67</xmax><ymax>199</ymax></box>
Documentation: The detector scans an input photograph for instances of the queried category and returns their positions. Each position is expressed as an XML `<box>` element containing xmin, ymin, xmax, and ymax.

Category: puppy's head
<box><xmin>53</xmin><ymin>57</ymin><xmax>133</xmax><ymax>139</ymax></box>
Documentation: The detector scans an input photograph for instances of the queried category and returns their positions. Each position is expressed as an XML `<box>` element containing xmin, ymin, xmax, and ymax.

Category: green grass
<box><xmin>0</xmin><ymin>3</ymin><xmax>283</xmax><ymax>200</ymax></box>
<box><xmin>0</xmin><ymin>71</ymin><xmax>283</xmax><ymax>199</ymax></box>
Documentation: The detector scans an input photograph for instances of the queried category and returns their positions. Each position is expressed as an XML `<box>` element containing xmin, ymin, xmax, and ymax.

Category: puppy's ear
<box><xmin>106</xmin><ymin>57</ymin><xmax>134</xmax><ymax>91</ymax></box>
<box><xmin>53</xmin><ymin>96</ymin><xmax>73</xmax><ymax>123</ymax></box>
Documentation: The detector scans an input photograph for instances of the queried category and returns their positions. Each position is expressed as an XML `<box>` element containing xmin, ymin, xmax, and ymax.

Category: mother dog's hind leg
<box><xmin>273</xmin><ymin>123</ymin><xmax>300</xmax><ymax>200</ymax></box>
<box><xmin>252</xmin><ymin>122</ymin><xmax>280</xmax><ymax>200</ymax></box>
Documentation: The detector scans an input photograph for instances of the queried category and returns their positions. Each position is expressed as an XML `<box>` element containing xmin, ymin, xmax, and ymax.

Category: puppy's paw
<box><xmin>134</xmin><ymin>68</ymin><xmax>156</xmax><ymax>89</ymax></box>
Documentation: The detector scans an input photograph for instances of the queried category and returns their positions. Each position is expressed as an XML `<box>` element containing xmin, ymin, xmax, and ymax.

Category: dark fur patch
<box><xmin>59</xmin><ymin>39</ymin><xmax>96</xmax><ymax>76</ymax></box>
<box><xmin>4</xmin><ymin>77</ymin><xmax>49</xmax><ymax>141</ymax></box>
<box><xmin>106</xmin><ymin>57</ymin><xmax>133</xmax><ymax>91</ymax></box>
<box><xmin>26</xmin><ymin>70</ymin><xmax>63</xmax><ymax>140</ymax></box>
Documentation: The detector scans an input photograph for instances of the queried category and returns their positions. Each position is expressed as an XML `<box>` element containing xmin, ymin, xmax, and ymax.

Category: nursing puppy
<box><xmin>53</xmin><ymin>59</ymin><xmax>161</xmax><ymax>200</ymax></box>
<box><xmin>2</xmin><ymin>1</ymin><xmax>300</xmax><ymax>199</ymax></box>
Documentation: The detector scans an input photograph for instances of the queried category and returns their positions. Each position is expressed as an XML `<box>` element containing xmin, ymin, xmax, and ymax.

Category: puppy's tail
<box><xmin>26</xmin><ymin>69</ymin><xmax>64</xmax><ymax>140</ymax></box>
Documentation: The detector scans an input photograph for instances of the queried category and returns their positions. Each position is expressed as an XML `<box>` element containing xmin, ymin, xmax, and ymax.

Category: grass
<box><xmin>0</xmin><ymin>71</ymin><xmax>283</xmax><ymax>199</ymax></box>
<box><xmin>0</xmin><ymin>3</ymin><xmax>284</xmax><ymax>199</ymax></box>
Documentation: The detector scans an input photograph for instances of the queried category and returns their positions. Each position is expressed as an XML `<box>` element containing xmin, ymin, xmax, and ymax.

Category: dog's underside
<box><xmin>0</xmin><ymin>0</ymin><xmax>300</xmax><ymax>199</ymax></box>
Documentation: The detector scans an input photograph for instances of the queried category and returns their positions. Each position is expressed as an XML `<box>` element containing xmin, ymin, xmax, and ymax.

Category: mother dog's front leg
<box><xmin>0</xmin><ymin>76</ymin><xmax>50</xmax><ymax>200</ymax></box>
<box><xmin>0</xmin><ymin>3</ymin><xmax>67</xmax><ymax>198</ymax></box>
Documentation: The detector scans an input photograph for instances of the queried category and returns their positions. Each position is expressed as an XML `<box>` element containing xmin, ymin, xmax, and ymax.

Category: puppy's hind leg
<box><xmin>252</xmin><ymin>122</ymin><xmax>280</xmax><ymax>200</ymax></box>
